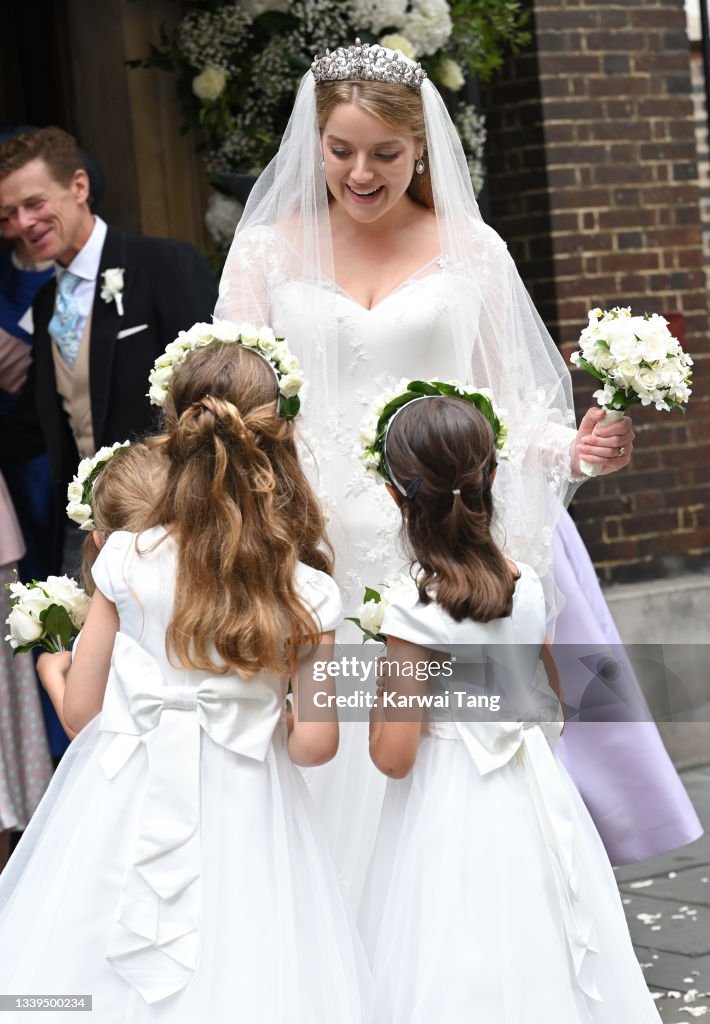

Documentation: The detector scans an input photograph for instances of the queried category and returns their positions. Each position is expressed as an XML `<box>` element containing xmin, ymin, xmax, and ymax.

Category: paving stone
<box><xmin>624</xmin><ymin>892</ymin><xmax>710</xmax><ymax>955</ymax></box>
<box><xmin>620</xmin><ymin>865</ymin><xmax>710</xmax><ymax>907</ymax></box>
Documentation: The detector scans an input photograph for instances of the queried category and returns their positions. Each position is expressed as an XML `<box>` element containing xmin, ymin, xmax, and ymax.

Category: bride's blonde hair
<box><xmin>315</xmin><ymin>80</ymin><xmax>434</xmax><ymax>209</ymax></box>
<box><xmin>152</xmin><ymin>342</ymin><xmax>333</xmax><ymax>677</ymax></box>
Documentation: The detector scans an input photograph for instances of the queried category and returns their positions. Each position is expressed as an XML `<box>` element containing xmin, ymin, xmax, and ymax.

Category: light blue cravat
<box><xmin>48</xmin><ymin>269</ymin><xmax>83</xmax><ymax>369</ymax></box>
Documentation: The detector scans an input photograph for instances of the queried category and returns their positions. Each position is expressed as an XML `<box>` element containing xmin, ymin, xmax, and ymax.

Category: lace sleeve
<box><xmin>214</xmin><ymin>225</ymin><xmax>284</xmax><ymax>325</ymax></box>
<box><xmin>458</xmin><ymin>223</ymin><xmax>578</xmax><ymax>603</ymax></box>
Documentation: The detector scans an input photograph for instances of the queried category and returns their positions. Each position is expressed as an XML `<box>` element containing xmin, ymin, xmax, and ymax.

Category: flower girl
<box><xmin>358</xmin><ymin>383</ymin><xmax>661</xmax><ymax>1023</ymax></box>
<box><xmin>37</xmin><ymin>441</ymin><xmax>166</xmax><ymax>739</ymax></box>
<box><xmin>0</xmin><ymin>328</ymin><xmax>369</xmax><ymax>1022</ymax></box>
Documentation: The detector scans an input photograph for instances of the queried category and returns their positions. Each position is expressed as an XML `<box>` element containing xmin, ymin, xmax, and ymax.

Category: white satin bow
<box><xmin>430</xmin><ymin>717</ymin><xmax>601</xmax><ymax>1003</ymax></box>
<box><xmin>99</xmin><ymin>633</ymin><xmax>283</xmax><ymax>1004</ymax></box>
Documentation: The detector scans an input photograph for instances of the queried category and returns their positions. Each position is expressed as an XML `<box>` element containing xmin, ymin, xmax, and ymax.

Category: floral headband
<box><xmin>359</xmin><ymin>378</ymin><xmax>509</xmax><ymax>495</ymax></box>
<box><xmin>66</xmin><ymin>441</ymin><xmax>130</xmax><ymax>531</ymax></box>
<box><xmin>147</xmin><ymin>320</ymin><xmax>304</xmax><ymax>419</ymax></box>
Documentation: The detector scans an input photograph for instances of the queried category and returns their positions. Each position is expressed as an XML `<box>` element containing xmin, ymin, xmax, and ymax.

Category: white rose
<box><xmin>66</xmin><ymin>480</ymin><xmax>83</xmax><ymax>502</ymax></box>
<box><xmin>151</xmin><ymin>365</ymin><xmax>173</xmax><ymax>388</ymax></box>
<box><xmin>6</xmin><ymin>606</ymin><xmax>43</xmax><ymax>645</ymax></box>
<box><xmin>257</xmin><ymin>326</ymin><xmax>277</xmax><ymax>347</ymax></box>
<box><xmin>608</xmin><ymin>331</ymin><xmax>641</xmax><ymax>363</ymax></box>
<box><xmin>280</xmin><ymin>370</ymin><xmax>304</xmax><ymax>398</ymax></box>
<box><xmin>437</xmin><ymin>57</ymin><xmax>465</xmax><ymax>92</ymax></box>
<box><xmin>149</xmin><ymin>384</ymin><xmax>167</xmax><ymax>406</ymax></box>
<box><xmin>379</xmin><ymin>34</ymin><xmax>418</xmax><ymax>59</ymax></box>
<box><xmin>634</xmin><ymin>367</ymin><xmax>659</xmax><ymax>395</ymax></box>
<box><xmin>612</xmin><ymin>361</ymin><xmax>639</xmax><ymax>388</ymax></box>
<box><xmin>359</xmin><ymin>599</ymin><xmax>387</xmax><ymax>634</ymax></box>
<box><xmin>44</xmin><ymin>576</ymin><xmax>82</xmax><ymax>608</ymax></box>
<box><xmin>66</xmin><ymin>500</ymin><xmax>92</xmax><ymax>525</ymax></box>
<box><xmin>192</xmin><ymin>66</ymin><xmax>228</xmax><ymax>103</ymax></box>
<box><xmin>14</xmin><ymin>586</ymin><xmax>53</xmax><ymax>619</ymax></box>
<box><xmin>76</xmin><ymin>456</ymin><xmax>93</xmax><ymax>484</ymax></box>
<box><xmin>402</xmin><ymin>0</ymin><xmax>453</xmax><ymax>56</ymax></box>
<box><xmin>639</xmin><ymin>330</ymin><xmax>670</xmax><ymax>363</ymax></box>
<box><xmin>103</xmin><ymin>268</ymin><xmax>124</xmax><ymax>292</ymax></box>
<box><xmin>212</xmin><ymin>319</ymin><xmax>240</xmax><ymax>343</ymax></box>
<box><xmin>359</xmin><ymin>422</ymin><xmax>378</xmax><ymax>447</ymax></box>
<box><xmin>278</xmin><ymin>353</ymin><xmax>300</xmax><ymax>374</ymax></box>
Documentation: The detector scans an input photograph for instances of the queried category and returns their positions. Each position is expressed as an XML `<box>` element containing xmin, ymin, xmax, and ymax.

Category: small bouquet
<box><xmin>571</xmin><ymin>307</ymin><xmax>693</xmax><ymax>477</ymax></box>
<box><xmin>346</xmin><ymin>582</ymin><xmax>406</xmax><ymax>644</ymax></box>
<box><xmin>5</xmin><ymin>576</ymin><xmax>90</xmax><ymax>655</ymax></box>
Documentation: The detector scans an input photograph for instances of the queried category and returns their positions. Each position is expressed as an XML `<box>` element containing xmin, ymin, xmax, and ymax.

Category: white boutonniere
<box><xmin>100</xmin><ymin>267</ymin><xmax>125</xmax><ymax>316</ymax></box>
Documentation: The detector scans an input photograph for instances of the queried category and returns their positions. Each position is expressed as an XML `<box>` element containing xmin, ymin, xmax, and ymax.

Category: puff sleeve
<box><xmin>295</xmin><ymin>563</ymin><xmax>343</xmax><ymax>634</ymax></box>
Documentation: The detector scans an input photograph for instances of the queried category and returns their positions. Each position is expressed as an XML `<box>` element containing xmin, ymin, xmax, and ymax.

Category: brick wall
<box><xmin>481</xmin><ymin>0</ymin><xmax>710</xmax><ymax>584</ymax></box>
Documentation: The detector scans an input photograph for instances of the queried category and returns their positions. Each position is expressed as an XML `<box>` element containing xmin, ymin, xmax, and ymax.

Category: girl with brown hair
<box><xmin>0</xmin><ymin>332</ymin><xmax>370</xmax><ymax>1020</ymax></box>
<box><xmin>359</xmin><ymin>389</ymin><xmax>662</xmax><ymax>1023</ymax></box>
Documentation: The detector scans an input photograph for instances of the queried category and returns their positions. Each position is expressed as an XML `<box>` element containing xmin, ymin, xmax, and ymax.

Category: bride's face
<box><xmin>322</xmin><ymin>103</ymin><xmax>421</xmax><ymax>224</ymax></box>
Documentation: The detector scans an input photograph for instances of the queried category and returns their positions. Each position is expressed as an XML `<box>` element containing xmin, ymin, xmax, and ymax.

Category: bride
<box><xmin>215</xmin><ymin>41</ymin><xmax>701</xmax><ymax>902</ymax></box>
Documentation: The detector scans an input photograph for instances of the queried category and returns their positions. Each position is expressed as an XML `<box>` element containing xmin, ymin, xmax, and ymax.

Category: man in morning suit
<box><xmin>0</xmin><ymin>127</ymin><xmax>218</xmax><ymax>570</ymax></box>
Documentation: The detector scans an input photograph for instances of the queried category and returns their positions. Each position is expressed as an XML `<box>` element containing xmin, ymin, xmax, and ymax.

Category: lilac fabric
<box><xmin>554</xmin><ymin>507</ymin><xmax>702</xmax><ymax>865</ymax></box>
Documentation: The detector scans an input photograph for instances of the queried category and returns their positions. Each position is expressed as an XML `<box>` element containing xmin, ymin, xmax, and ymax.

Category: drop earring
<box><xmin>320</xmin><ymin>153</ymin><xmax>325</xmax><ymax>170</ymax></box>
<box><xmin>415</xmin><ymin>156</ymin><xmax>425</xmax><ymax>175</ymax></box>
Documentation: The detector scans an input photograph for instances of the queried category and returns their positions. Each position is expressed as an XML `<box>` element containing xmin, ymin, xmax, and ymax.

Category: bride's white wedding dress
<box><xmin>230</xmin><ymin>222</ymin><xmax>700</xmax><ymax>909</ymax></box>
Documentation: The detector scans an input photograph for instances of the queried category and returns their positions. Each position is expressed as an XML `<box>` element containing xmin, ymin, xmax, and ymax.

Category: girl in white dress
<box><xmin>0</xmin><ymin>335</ymin><xmax>370</xmax><ymax>1022</ymax></box>
<box><xmin>359</xmin><ymin>389</ymin><xmax>661</xmax><ymax>1023</ymax></box>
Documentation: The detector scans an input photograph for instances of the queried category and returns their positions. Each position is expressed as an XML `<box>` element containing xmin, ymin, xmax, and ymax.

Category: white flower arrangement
<box><xmin>133</xmin><ymin>1</ymin><xmax>528</xmax><ymax>200</ymax></box>
<box><xmin>571</xmin><ymin>306</ymin><xmax>693</xmax><ymax>477</ymax></box>
<box><xmin>100</xmin><ymin>268</ymin><xmax>125</xmax><ymax>316</ymax></box>
<box><xmin>5</xmin><ymin>575</ymin><xmax>90</xmax><ymax>654</ymax></box>
<box><xmin>359</xmin><ymin>378</ymin><xmax>509</xmax><ymax>484</ymax></box>
<box><xmin>147</xmin><ymin>320</ymin><xmax>304</xmax><ymax>418</ymax></box>
<box><xmin>346</xmin><ymin>580</ymin><xmax>407</xmax><ymax>643</ymax></box>
<box><xmin>66</xmin><ymin>441</ymin><xmax>131</xmax><ymax>531</ymax></box>
<box><xmin>572</xmin><ymin>307</ymin><xmax>693</xmax><ymax>413</ymax></box>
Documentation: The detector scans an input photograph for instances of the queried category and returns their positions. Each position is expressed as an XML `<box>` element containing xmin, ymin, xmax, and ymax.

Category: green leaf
<box><xmin>363</xmin><ymin>587</ymin><xmax>382</xmax><ymax>604</ymax></box>
<box><xmin>574</xmin><ymin>356</ymin><xmax>605</xmax><ymax>383</ymax></box>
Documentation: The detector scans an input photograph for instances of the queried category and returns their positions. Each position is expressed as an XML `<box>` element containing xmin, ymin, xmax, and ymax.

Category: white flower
<box><xmin>42</xmin><ymin>576</ymin><xmax>90</xmax><ymax>626</ymax></box>
<box><xmin>437</xmin><ymin>57</ymin><xmax>465</xmax><ymax>91</ymax></box>
<box><xmin>67</xmin><ymin>480</ymin><xmax>83</xmax><ymax>503</ymax></box>
<box><xmin>211</xmin><ymin>319</ymin><xmax>241</xmax><ymax>344</ymax></box>
<box><xmin>192</xmin><ymin>65</ymin><xmax>228</xmax><ymax>102</ymax></box>
<box><xmin>204</xmin><ymin>191</ymin><xmax>243</xmax><ymax>247</ymax></box>
<box><xmin>359</xmin><ymin>598</ymin><xmax>387</xmax><ymax>634</ymax></box>
<box><xmin>6</xmin><ymin>606</ymin><xmax>43</xmax><ymax>646</ymax></box>
<box><xmin>350</xmin><ymin>0</ymin><xmax>408</xmax><ymax>34</ymax></box>
<box><xmin>280</xmin><ymin>369</ymin><xmax>304</xmax><ymax>398</ymax></box>
<box><xmin>401</xmin><ymin>0</ymin><xmax>453</xmax><ymax>56</ymax></box>
<box><xmin>359</xmin><ymin>421</ymin><xmax>378</xmax><ymax>447</ymax></box>
<box><xmin>593</xmin><ymin>384</ymin><xmax>618</xmax><ymax>408</ymax></box>
<box><xmin>149</xmin><ymin>384</ymin><xmax>168</xmax><ymax>406</ymax></box>
<box><xmin>379</xmin><ymin>34</ymin><xmax>418</xmax><ymax>59</ymax></box>
<box><xmin>100</xmin><ymin>268</ymin><xmax>124</xmax><ymax>316</ymax></box>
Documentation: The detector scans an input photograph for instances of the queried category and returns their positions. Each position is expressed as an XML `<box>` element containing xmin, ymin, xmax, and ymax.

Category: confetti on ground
<box><xmin>637</xmin><ymin>912</ymin><xmax>663</xmax><ymax>924</ymax></box>
<box><xmin>629</xmin><ymin>879</ymin><xmax>655</xmax><ymax>889</ymax></box>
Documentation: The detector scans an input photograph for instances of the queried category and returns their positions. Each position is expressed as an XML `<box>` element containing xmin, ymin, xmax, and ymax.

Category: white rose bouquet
<box><xmin>346</xmin><ymin>580</ymin><xmax>410</xmax><ymax>643</ymax></box>
<box><xmin>5</xmin><ymin>576</ymin><xmax>90</xmax><ymax>655</ymax></box>
<box><xmin>571</xmin><ymin>307</ymin><xmax>693</xmax><ymax>477</ymax></box>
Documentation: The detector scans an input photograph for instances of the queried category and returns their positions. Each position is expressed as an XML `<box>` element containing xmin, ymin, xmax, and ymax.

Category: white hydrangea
<box><xmin>401</xmin><ymin>0</ymin><xmax>453</xmax><ymax>57</ymax></box>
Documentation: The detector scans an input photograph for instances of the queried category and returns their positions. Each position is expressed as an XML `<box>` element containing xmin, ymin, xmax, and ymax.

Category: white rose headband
<box><xmin>147</xmin><ymin>320</ymin><xmax>305</xmax><ymax>420</ymax></box>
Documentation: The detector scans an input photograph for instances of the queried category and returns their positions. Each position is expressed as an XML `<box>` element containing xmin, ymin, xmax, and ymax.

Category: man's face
<box><xmin>0</xmin><ymin>158</ymin><xmax>92</xmax><ymax>266</ymax></box>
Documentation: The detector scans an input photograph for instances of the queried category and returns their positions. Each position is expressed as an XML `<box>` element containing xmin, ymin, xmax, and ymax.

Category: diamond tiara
<box><xmin>311</xmin><ymin>39</ymin><xmax>427</xmax><ymax>89</ymax></box>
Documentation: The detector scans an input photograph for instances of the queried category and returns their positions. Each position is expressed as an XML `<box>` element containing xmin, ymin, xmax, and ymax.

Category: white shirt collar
<box><xmin>56</xmin><ymin>215</ymin><xmax>108</xmax><ymax>283</ymax></box>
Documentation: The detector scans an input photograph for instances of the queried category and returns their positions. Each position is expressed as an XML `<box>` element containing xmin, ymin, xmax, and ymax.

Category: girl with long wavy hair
<box><xmin>0</xmin><ymin>337</ymin><xmax>370</xmax><ymax>1022</ymax></box>
<box><xmin>360</xmin><ymin>393</ymin><xmax>661</xmax><ymax>1023</ymax></box>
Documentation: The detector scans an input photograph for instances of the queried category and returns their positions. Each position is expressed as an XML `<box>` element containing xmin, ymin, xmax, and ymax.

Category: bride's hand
<box><xmin>570</xmin><ymin>407</ymin><xmax>635</xmax><ymax>476</ymax></box>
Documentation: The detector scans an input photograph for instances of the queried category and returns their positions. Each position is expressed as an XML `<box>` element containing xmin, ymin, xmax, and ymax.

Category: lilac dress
<box><xmin>554</xmin><ymin>507</ymin><xmax>702</xmax><ymax>864</ymax></box>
